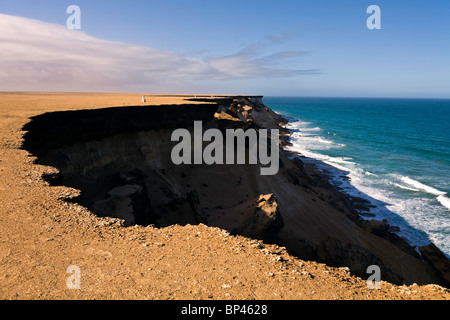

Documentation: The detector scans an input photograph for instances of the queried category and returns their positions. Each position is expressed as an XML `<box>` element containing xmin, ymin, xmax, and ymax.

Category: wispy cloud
<box><xmin>264</xmin><ymin>30</ymin><xmax>302</xmax><ymax>43</ymax></box>
<box><xmin>0</xmin><ymin>14</ymin><xmax>316</xmax><ymax>92</ymax></box>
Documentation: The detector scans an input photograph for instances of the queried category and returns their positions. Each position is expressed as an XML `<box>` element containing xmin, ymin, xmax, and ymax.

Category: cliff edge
<box><xmin>21</xmin><ymin>95</ymin><xmax>450</xmax><ymax>288</ymax></box>
<box><xmin>0</xmin><ymin>92</ymin><xmax>449</xmax><ymax>300</ymax></box>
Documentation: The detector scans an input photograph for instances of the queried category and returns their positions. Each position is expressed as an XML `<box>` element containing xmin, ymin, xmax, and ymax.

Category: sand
<box><xmin>0</xmin><ymin>92</ymin><xmax>449</xmax><ymax>300</ymax></box>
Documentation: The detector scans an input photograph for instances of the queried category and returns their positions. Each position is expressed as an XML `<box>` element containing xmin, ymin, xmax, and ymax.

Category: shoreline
<box><xmin>267</xmin><ymin>105</ymin><xmax>450</xmax><ymax>283</ymax></box>
<box><xmin>271</xmin><ymin>106</ymin><xmax>448</xmax><ymax>253</ymax></box>
<box><xmin>265</xmin><ymin>97</ymin><xmax>450</xmax><ymax>253</ymax></box>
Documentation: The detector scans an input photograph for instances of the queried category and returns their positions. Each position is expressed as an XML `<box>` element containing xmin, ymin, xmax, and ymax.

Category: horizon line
<box><xmin>1</xmin><ymin>91</ymin><xmax>450</xmax><ymax>101</ymax></box>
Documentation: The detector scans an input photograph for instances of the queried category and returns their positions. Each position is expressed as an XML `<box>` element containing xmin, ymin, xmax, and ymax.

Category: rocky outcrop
<box><xmin>21</xmin><ymin>96</ymin><xmax>450</xmax><ymax>288</ymax></box>
<box><xmin>208</xmin><ymin>193</ymin><xmax>284</xmax><ymax>243</ymax></box>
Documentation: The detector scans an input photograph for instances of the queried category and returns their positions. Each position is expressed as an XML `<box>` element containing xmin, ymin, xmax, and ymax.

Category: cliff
<box><xmin>20</xmin><ymin>95</ymin><xmax>450</xmax><ymax>288</ymax></box>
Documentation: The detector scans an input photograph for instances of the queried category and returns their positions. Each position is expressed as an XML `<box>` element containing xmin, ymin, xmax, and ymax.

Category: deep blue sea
<box><xmin>264</xmin><ymin>97</ymin><xmax>450</xmax><ymax>257</ymax></box>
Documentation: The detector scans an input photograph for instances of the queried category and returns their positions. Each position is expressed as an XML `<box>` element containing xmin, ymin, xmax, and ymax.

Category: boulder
<box><xmin>207</xmin><ymin>193</ymin><xmax>284</xmax><ymax>243</ymax></box>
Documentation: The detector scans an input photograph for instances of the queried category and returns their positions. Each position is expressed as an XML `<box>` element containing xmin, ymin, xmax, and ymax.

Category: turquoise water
<box><xmin>264</xmin><ymin>97</ymin><xmax>450</xmax><ymax>257</ymax></box>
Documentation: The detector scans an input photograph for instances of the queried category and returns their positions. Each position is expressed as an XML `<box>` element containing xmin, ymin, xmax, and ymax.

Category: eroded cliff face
<box><xmin>22</xmin><ymin>97</ymin><xmax>450</xmax><ymax>287</ymax></box>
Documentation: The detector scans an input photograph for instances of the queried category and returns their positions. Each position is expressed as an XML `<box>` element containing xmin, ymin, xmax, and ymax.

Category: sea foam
<box><xmin>400</xmin><ymin>176</ymin><xmax>446</xmax><ymax>196</ymax></box>
<box><xmin>437</xmin><ymin>195</ymin><xmax>450</xmax><ymax>211</ymax></box>
<box><xmin>283</xmin><ymin>118</ymin><xmax>439</xmax><ymax>249</ymax></box>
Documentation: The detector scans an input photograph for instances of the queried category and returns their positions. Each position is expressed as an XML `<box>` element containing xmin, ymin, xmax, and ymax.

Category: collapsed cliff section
<box><xmin>21</xmin><ymin>96</ymin><xmax>450</xmax><ymax>288</ymax></box>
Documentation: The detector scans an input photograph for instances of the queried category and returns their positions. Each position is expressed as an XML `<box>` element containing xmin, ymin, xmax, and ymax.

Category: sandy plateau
<box><xmin>0</xmin><ymin>92</ymin><xmax>449</xmax><ymax>300</ymax></box>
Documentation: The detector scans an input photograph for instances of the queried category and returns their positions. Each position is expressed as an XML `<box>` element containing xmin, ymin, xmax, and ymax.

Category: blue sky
<box><xmin>1</xmin><ymin>0</ymin><xmax>449</xmax><ymax>97</ymax></box>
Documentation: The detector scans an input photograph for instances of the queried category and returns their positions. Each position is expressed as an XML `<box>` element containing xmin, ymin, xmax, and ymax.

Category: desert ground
<box><xmin>0</xmin><ymin>92</ymin><xmax>449</xmax><ymax>300</ymax></box>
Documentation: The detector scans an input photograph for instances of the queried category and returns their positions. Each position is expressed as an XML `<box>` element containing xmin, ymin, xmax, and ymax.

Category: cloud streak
<box><xmin>0</xmin><ymin>14</ymin><xmax>316</xmax><ymax>92</ymax></box>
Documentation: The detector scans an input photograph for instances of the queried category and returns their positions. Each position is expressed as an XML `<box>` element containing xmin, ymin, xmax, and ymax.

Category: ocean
<box><xmin>264</xmin><ymin>97</ymin><xmax>450</xmax><ymax>257</ymax></box>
